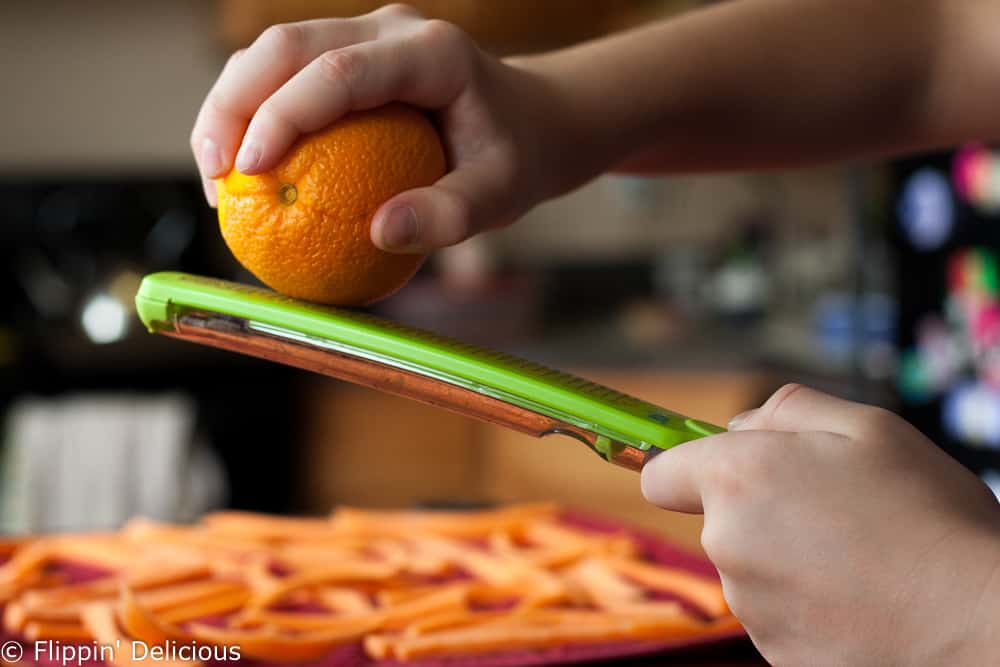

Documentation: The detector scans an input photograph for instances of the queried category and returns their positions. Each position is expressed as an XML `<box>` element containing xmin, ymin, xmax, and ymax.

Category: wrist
<box><xmin>959</xmin><ymin>529</ymin><xmax>1000</xmax><ymax>664</ymax></box>
<box><xmin>905</xmin><ymin>524</ymin><xmax>1000</xmax><ymax>664</ymax></box>
<box><xmin>502</xmin><ymin>51</ymin><xmax>631</xmax><ymax>199</ymax></box>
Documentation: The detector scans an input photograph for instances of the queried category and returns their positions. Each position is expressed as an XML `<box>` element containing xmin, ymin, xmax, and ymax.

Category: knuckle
<box><xmin>258</xmin><ymin>23</ymin><xmax>303</xmax><ymax>63</ymax></box>
<box><xmin>225</xmin><ymin>48</ymin><xmax>245</xmax><ymax>69</ymax></box>
<box><xmin>378</xmin><ymin>3</ymin><xmax>422</xmax><ymax>19</ymax></box>
<box><xmin>854</xmin><ymin>405</ymin><xmax>903</xmax><ymax>444</ymax></box>
<box><xmin>254</xmin><ymin>100</ymin><xmax>289</xmax><ymax>132</ymax></box>
<box><xmin>442</xmin><ymin>191</ymin><xmax>473</xmax><ymax>244</ymax></box>
<box><xmin>318</xmin><ymin>49</ymin><xmax>364</xmax><ymax>85</ymax></box>
<box><xmin>768</xmin><ymin>382</ymin><xmax>805</xmax><ymax>409</ymax></box>
<box><xmin>496</xmin><ymin>144</ymin><xmax>523</xmax><ymax>191</ymax></box>
<box><xmin>420</xmin><ymin>19</ymin><xmax>467</xmax><ymax>48</ymax></box>
<box><xmin>205</xmin><ymin>92</ymin><xmax>235</xmax><ymax>120</ymax></box>
<box><xmin>699</xmin><ymin>525</ymin><xmax>743</xmax><ymax>576</ymax></box>
<box><xmin>706</xmin><ymin>454</ymin><xmax>753</xmax><ymax>501</ymax></box>
<box><xmin>757</xmin><ymin>382</ymin><xmax>805</xmax><ymax>425</ymax></box>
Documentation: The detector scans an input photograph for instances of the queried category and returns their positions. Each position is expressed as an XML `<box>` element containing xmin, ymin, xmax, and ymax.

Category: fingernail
<box><xmin>380</xmin><ymin>207</ymin><xmax>419</xmax><ymax>249</ymax></box>
<box><xmin>728</xmin><ymin>409</ymin><xmax>758</xmax><ymax>431</ymax></box>
<box><xmin>199</xmin><ymin>137</ymin><xmax>224</xmax><ymax>177</ymax></box>
<box><xmin>202</xmin><ymin>177</ymin><xmax>218</xmax><ymax>208</ymax></box>
<box><xmin>236</xmin><ymin>139</ymin><xmax>262</xmax><ymax>173</ymax></box>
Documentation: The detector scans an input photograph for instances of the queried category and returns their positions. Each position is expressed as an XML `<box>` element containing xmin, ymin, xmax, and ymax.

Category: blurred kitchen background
<box><xmin>0</xmin><ymin>0</ymin><xmax>994</xmax><ymax>551</ymax></box>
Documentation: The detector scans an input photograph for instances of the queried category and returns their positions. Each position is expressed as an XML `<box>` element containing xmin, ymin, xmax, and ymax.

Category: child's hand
<box><xmin>190</xmin><ymin>5</ymin><xmax>570</xmax><ymax>253</ymax></box>
<box><xmin>642</xmin><ymin>384</ymin><xmax>1000</xmax><ymax>665</ymax></box>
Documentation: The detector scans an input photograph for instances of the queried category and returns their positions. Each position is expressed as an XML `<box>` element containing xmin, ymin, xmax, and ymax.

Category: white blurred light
<box><xmin>943</xmin><ymin>382</ymin><xmax>1000</xmax><ymax>448</ymax></box>
<box><xmin>981</xmin><ymin>470</ymin><xmax>1000</xmax><ymax>501</ymax></box>
<box><xmin>81</xmin><ymin>293</ymin><xmax>128</xmax><ymax>344</ymax></box>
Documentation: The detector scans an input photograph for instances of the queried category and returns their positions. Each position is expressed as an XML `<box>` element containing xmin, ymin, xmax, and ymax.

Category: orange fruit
<box><xmin>216</xmin><ymin>104</ymin><xmax>446</xmax><ymax>305</ymax></box>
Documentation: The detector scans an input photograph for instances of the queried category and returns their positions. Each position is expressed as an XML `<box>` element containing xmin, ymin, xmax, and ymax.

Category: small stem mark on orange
<box><xmin>278</xmin><ymin>183</ymin><xmax>298</xmax><ymax>206</ymax></box>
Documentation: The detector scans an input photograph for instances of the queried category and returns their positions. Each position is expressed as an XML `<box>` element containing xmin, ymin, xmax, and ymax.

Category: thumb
<box><xmin>640</xmin><ymin>435</ymin><xmax>733</xmax><ymax>515</ymax></box>
<box><xmin>640</xmin><ymin>430</ymin><xmax>784</xmax><ymax>514</ymax></box>
<box><xmin>371</xmin><ymin>158</ymin><xmax>519</xmax><ymax>253</ymax></box>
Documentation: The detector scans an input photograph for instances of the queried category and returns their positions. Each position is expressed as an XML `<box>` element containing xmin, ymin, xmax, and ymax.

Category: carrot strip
<box><xmin>80</xmin><ymin>603</ymin><xmax>198</xmax><ymax>667</ymax></box>
<box><xmin>272</xmin><ymin>546</ymin><xmax>362</xmax><ymax>570</ymax></box>
<box><xmin>118</xmin><ymin>585</ymin><xmax>175</xmax><ymax>646</ymax></box>
<box><xmin>20</xmin><ymin>563</ymin><xmax>210</xmax><ymax>611</ymax></box>
<box><xmin>250</xmin><ymin>561</ymin><xmax>399</xmax><ymax>608</ymax></box>
<box><xmin>487</xmin><ymin>531</ymin><xmax>587</xmax><ymax>570</ymax></box>
<box><xmin>385</xmin><ymin>612</ymin><xmax>720</xmax><ymax>660</ymax></box>
<box><xmin>520</xmin><ymin>521</ymin><xmax>636</xmax><ymax>558</ymax></box>
<box><xmin>404</xmin><ymin>609</ymin><xmax>507</xmax><ymax>637</ymax></box>
<box><xmin>22</xmin><ymin>620</ymin><xmax>92</xmax><ymax>642</ymax></box>
<box><xmin>563</xmin><ymin>558</ymin><xmax>646</xmax><ymax>609</ymax></box>
<box><xmin>363</xmin><ymin>634</ymin><xmax>394</xmax><ymax>660</ymax></box>
<box><xmin>200</xmin><ymin>511</ymin><xmax>332</xmax><ymax>540</ymax></box>
<box><xmin>0</xmin><ymin>542</ymin><xmax>51</xmax><ymax>586</ymax></box>
<box><xmin>140</xmin><ymin>579</ymin><xmax>246</xmax><ymax>612</ymax></box>
<box><xmin>317</xmin><ymin>587</ymin><xmax>373</xmax><ymax>614</ymax></box>
<box><xmin>604</xmin><ymin>557</ymin><xmax>730</xmax><ymax>618</ymax></box>
<box><xmin>0</xmin><ymin>581</ymin><xmax>19</xmax><ymax>605</ymax></box>
<box><xmin>378</xmin><ymin>584</ymin><xmax>469</xmax><ymax>631</ymax></box>
<box><xmin>52</xmin><ymin>538</ymin><xmax>138</xmax><ymax>569</ymax></box>
<box><xmin>408</xmin><ymin>536</ymin><xmax>534</xmax><ymax>586</ymax></box>
<box><xmin>331</xmin><ymin>504</ymin><xmax>559</xmax><ymax>539</ymax></box>
<box><xmin>230</xmin><ymin>610</ymin><xmax>380</xmax><ymax>633</ymax></box>
<box><xmin>3</xmin><ymin>601</ymin><xmax>31</xmax><ymax>632</ymax></box>
<box><xmin>10</xmin><ymin>576</ymin><xmax>241</xmax><ymax>632</ymax></box>
<box><xmin>375</xmin><ymin>585</ymin><xmax>440</xmax><ymax>607</ymax></box>
<box><xmin>0</xmin><ymin>536</ymin><xmax>27</xmax><ymax>559</ymax></box>
<box><xmin>186</xmin><ymin>623</ymin><xmax>365</xmax><ymax>662</ymax></box>
<box><xmin>157</xmin><ymin>589</ymin><xmax>251</xmax><ymax>625</ymax></box>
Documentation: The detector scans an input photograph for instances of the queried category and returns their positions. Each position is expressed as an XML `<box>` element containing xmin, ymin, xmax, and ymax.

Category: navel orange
<box><xmin>216</xmin><ymin>104</ymin><xmax>446</xmax><ymax>305</ymax></box>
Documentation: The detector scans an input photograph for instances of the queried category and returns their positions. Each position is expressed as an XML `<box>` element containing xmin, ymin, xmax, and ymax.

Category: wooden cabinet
<box><xmin>299</xmin><ymin>369</ymin><xmax>773</xmax><ymax>553</ymax></box>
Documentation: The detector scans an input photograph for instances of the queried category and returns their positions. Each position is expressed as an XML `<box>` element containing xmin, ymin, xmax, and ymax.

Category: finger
<box><xmin>640</xmin><ymin>430</ymin><xmax>787</xmax><ymax>514</ymax></box>
<box><xmin>191</xmin><ymin>47</ymin><xmax>245</xmax><ymax>191</ymax></box>
<box><xmin>238</xmin><ymin>24</ymin><xmax>471</xmax><ymax>174</ymax></box>
<box><xmin>371</xmin><ymin>155</ymin><xmax>518</xmax><ymax>253</ymax></box>
<box><xmin>191</xmin><ymin>19</ymin><xmax>376</xmax><ymax>180</ymax></box>
<box><xmin>733</xmin><ymin>383</ymin><xmax>878</xmax><ymax>438</ymax></box>
<box><xmin>201</xmin><ymin>174</ymin><xmax>218</xmax><ymax>208</ymax></box>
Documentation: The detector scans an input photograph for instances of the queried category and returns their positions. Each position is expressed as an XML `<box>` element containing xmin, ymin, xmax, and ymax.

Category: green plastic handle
<box><xmin>136</xmin><ymin>272</ymin><xmax>724</xmax><ymax>452</ymax></box>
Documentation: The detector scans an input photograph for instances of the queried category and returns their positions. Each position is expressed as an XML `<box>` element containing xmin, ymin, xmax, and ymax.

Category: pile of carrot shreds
<box><xmin>0</xmin><ymin>504</ymin><xmax>740</xmax><ymax>663</ymax></box>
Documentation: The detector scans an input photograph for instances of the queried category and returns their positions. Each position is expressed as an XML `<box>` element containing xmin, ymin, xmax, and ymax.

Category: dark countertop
<box><xmin>616</xmin><ymin>638</ymin><xmax>766</xmax><ymax>666</ymax></box>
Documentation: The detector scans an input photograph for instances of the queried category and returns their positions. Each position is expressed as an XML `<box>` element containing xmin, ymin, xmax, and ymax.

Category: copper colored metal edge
<box><xmin>162</xmin><ymin>314</ymin><xmax>649</xmax><ymax>472</ymax></box>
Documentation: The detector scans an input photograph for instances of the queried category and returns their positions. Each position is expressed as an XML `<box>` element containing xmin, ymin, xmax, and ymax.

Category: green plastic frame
<box><xmin>136</xmin><ymin>272</ymin><xmax>723</xmax><ymax>451</ymax></box>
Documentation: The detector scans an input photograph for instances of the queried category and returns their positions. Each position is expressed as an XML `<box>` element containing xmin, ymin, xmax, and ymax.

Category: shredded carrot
<box><xmin>2</xmin><ymin>505</ymin><xmax>740</xmax><ymax>663</ymax></box>
<box><xmin>521</xmin><ymin>520</ymin><xmax>637</xmax><ymax>558</ymax></box>
<box><xmin>158</xmin><ymin>590</ymin><xmax>252</xmax><ymax>625</ymax></box>
<box><xmin>0</xmin><ymin>536</ymin><xmax>27</xmax><ymax>559</ymax></box>
<box><xmin>330</xmin><ymin>503</ymin><xmax>559</xmax><ymax>539</ymax></box>
<box><xmin>248</xmin><ymin>561</ymin><xmax>400</xmax><ymax>608</ymax></box>
<box><xmin>80</xmin><ymin>603</ymin><xmax>198</xmax><ymax>667</ymax></box>
<box><xmin>118</xmin><ymin>585</ymin><xmax>174</xmax><ymax>646</ymax></box>
<box><xmin>404</xmin><ymin>608</ymin><xmax>507</xmax><ymax>637</ymax></box>
<box><xmin>385</xmin><ymin>612</ymin><xmax>719</xmax><ymax>660</ymax></box>
<box><xmin>604</xmin><ymin>556</ymin><xmax>730</xmax><ymax>618</ymax></box>
<box><xmin>378</xmin><ymin>584</ymin><xmax>470</xmax><ymax>631</ymax></box>
<box><xmin>200</xmin><ymin>512</ymin><xmax>333</xmax><ymax>543</ymax></box>
<box><xmin>230</xmin><ymin>610</ymin><xmax>379</xmax><ymax>633</ymax></box>
<box><xmin>562</xmin><ymin>557</ymin><xmax>647</xmax><ymax>609</ymax></box>
<box><xmin>317</xmin><ymin>587</ymin><xmax>373</xmax><ymax>614</ymax></box>
<box><xmin>22</xmin><ymin>620</ymin><xmax>92</xmax><ymax>642</ymax></box>
<box><xmin>186</xmin><ymin>623</ymin><xmax>367</xmax><ymax>662</ymax></box>
<box><xmin>140</xmin><ymin>579</ymin><xmax>246</xmax><ymax>612</ymax></box>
